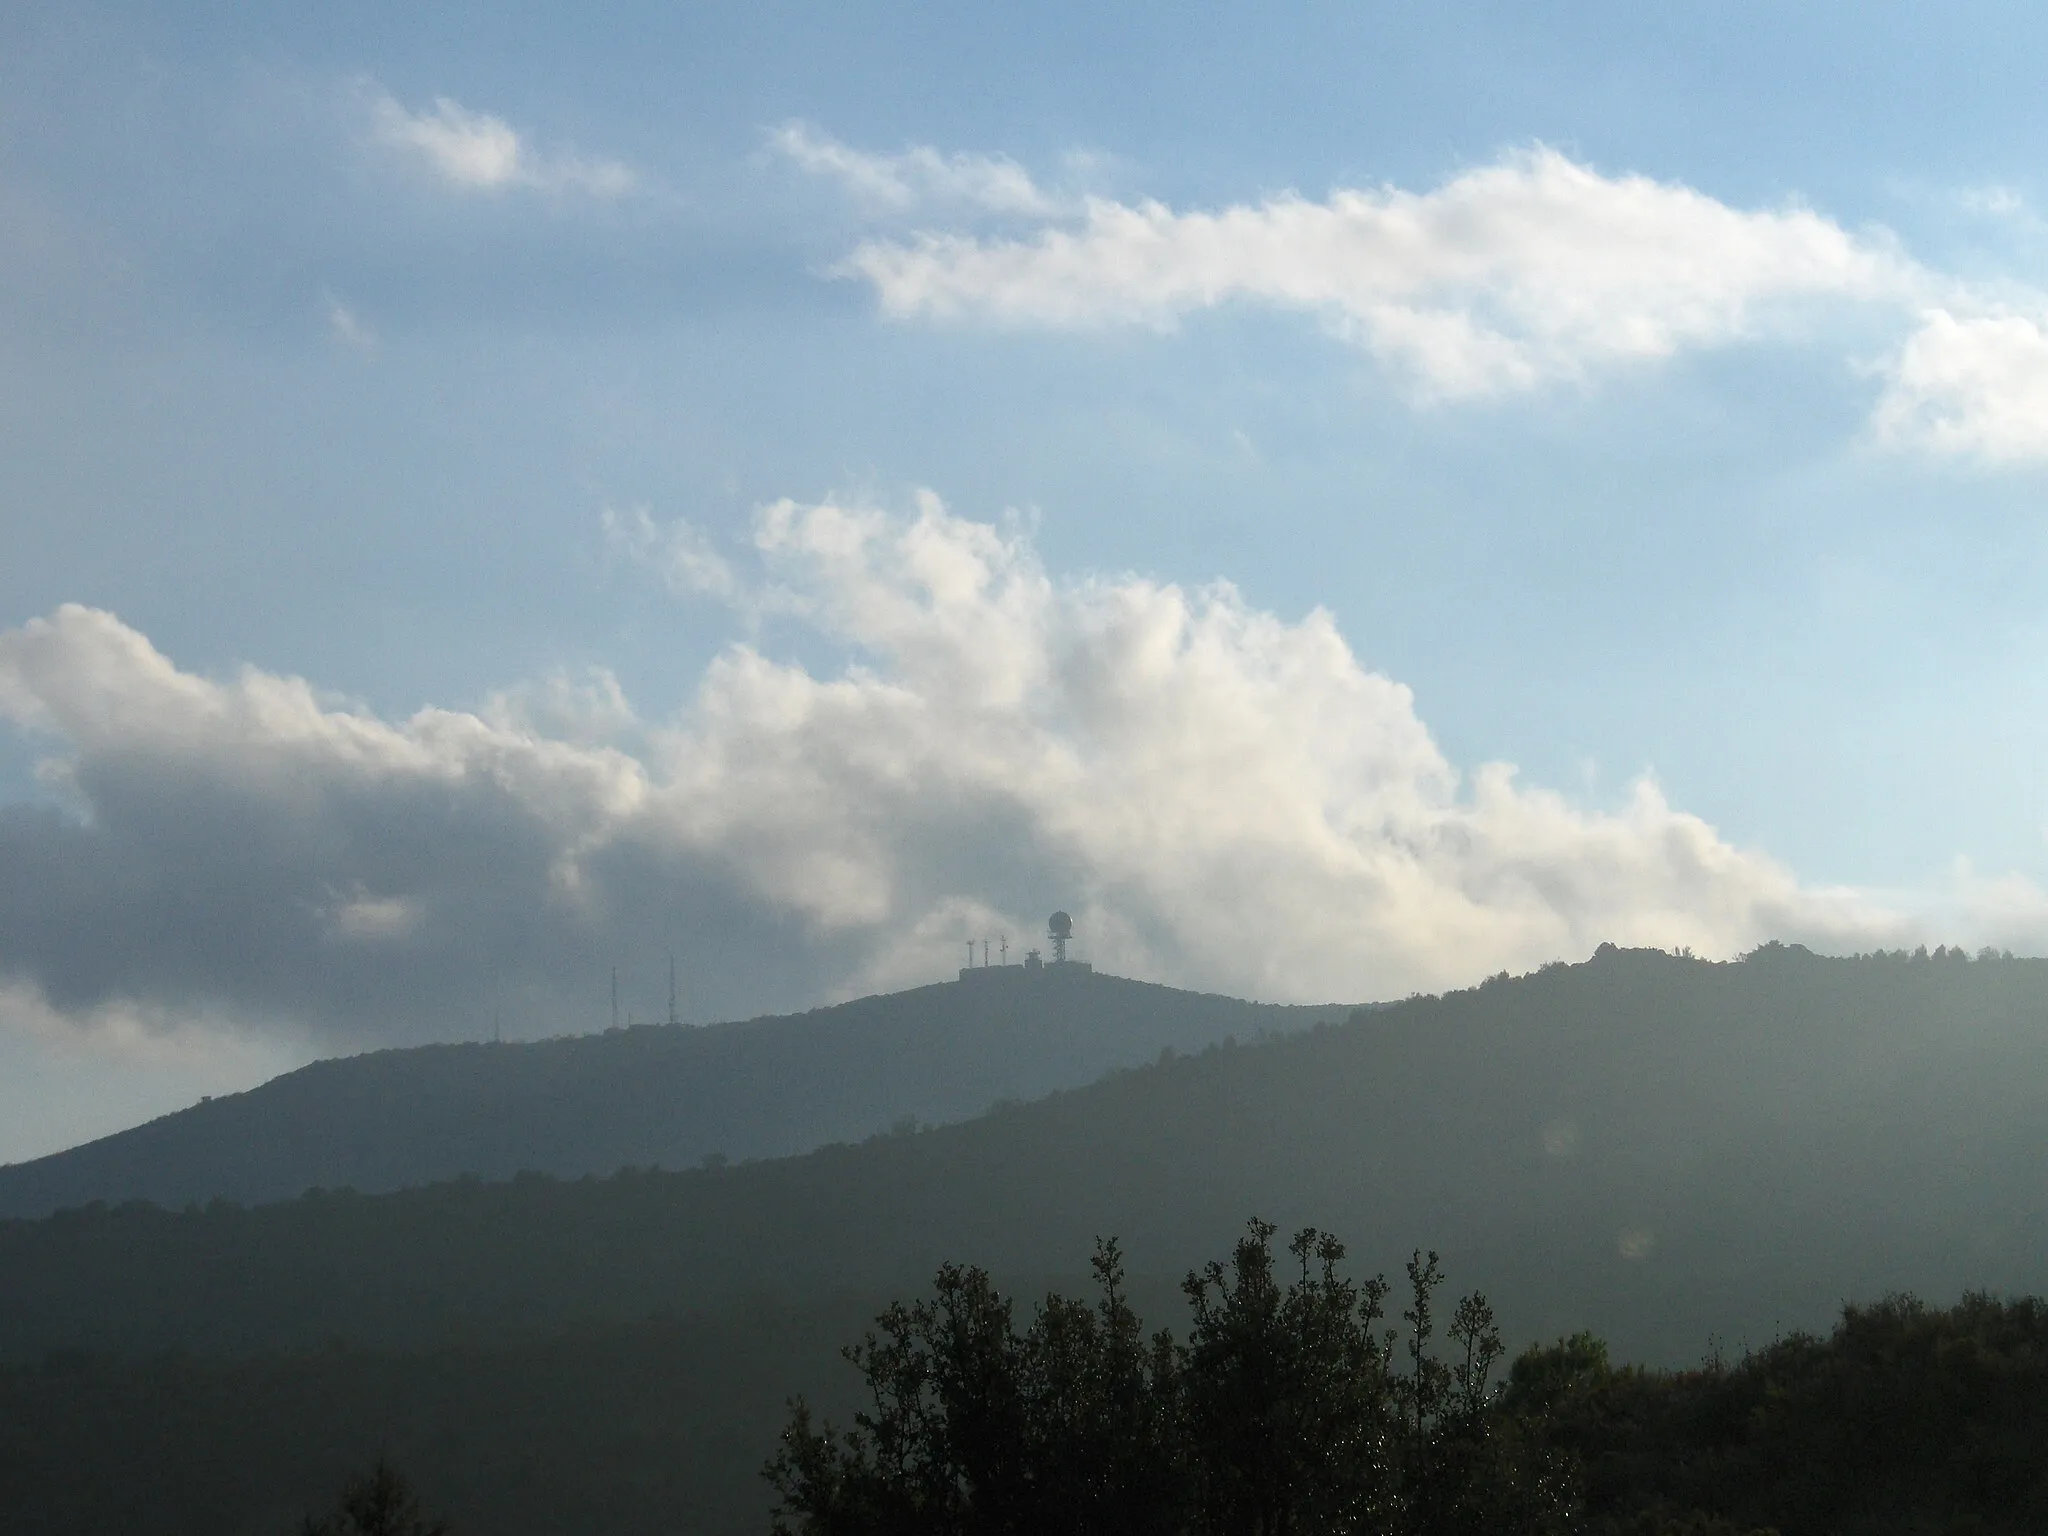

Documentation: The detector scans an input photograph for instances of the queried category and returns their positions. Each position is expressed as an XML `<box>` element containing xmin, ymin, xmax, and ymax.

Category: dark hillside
<box><xmin>0</xmin><ymin>970</ymin><xmax>1348</xmax><ymax>1217</ymax></box>
<box><xmin>1529</xmin><ymin>1290</ymin><xmax>2048</xmax><ymax>1534</ymax></box>
<box><xmin>6</xmin><ymin>1242</ymin><xmax>2047</xmax><ymax>1534</ymax></box>
<box><xmin>3</xmin><ymin>944</ymin><xmax>2045</xmax><ymax>1367</ymax></box>
<box><xmin>0</xmin><ymin>1297</ymin><xmax>880</xmax><ymax>1536</ymax></box>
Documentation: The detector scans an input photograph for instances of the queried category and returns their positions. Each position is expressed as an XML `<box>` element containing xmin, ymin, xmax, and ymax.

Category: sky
<box><xmin>9</xmin><ymin>1</ymin><xmax>2048</xmax><ymax>1160</ymax></box>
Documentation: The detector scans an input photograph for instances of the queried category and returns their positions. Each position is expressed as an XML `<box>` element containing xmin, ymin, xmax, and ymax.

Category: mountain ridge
<box><xmin>5</xmin><ymin>942</ymin><xmax>2044</xmax><ymax>1367</ymax></box>
<box><xmin>0</xmin><ymin>969</ymin><xmax>1352</xmax><ymax>1218</ymax></box>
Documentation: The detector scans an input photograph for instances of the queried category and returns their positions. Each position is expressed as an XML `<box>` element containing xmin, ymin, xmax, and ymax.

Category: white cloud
<box><xmin>799</xmin><ymin>134</ymin><xmax>2048</xmax><ymax>457</ymax></box>
<box><xmin>5</xmin><ymin>497</ymin><xmax>2004</xmax><ymax>1055</ymax></box>
<box><xmin>323</xmin><ymin>291</ymin><xmax>374</xmax><ymax>350</ymax></box>
<box><xmin>323</xmin><ymin>890</ymin><xmax>424</xmax><ymax>942</ymax></box>
<box><xmin>481</xmin><ymin>667</ymin><xmax>639</xmax><ymax>748</ymax></box>
<box><xmin>1872</xmin><ymin>308</ymin><xmax>2048</xmax><ymax>462</ymax></box>
<box><xmin>367</xmin><ymin>88</ymin><xmax>635</xmax><ymax>198</ymax></box>
<box><xmin>840</xmin><ymin>147</ymin><xmax>1912</xmax><ymax>399</ymax></box>
<box><xmin>1958</xmin><ymin>184</ymin><xmax>2027</xmax><ymax>217</ymax></box>
<box><xmin>770</xmin><ymin>121</ymin><xmax>1059</xmax><ymax>216</ymax></box>
<box><xmin>603</xmin><ymin>506</ymin><xmax>744</xmax><ymax>603</ymax></box>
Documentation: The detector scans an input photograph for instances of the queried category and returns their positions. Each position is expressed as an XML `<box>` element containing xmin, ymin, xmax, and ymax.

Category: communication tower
<box><xmin>1048</xmin><ymin>910</ymin><xmax>1073</xmax><ymax>964</ymax></box>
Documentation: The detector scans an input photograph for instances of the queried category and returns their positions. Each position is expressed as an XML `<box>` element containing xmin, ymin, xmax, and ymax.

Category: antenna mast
<box><xmin>668</xmin><ymin>952</ymin><xmax>681</xmax><ymax>1027</ymax></box>
<box><xmin>611</xmin><ymin>967</ymin><xmax>619</xmax><ymax>1032</ymax></box>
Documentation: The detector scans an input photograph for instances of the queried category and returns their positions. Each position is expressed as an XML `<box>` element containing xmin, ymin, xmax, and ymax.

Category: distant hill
<box><xmin>0</xmin><ymin>970</ymin><xmax>1350</xmax><ymax>1218</ymax></box>
<box><xmin>4</xmin><ymin>944</ymin><xmax>2047</xmax><ymax>1371</ymax></box>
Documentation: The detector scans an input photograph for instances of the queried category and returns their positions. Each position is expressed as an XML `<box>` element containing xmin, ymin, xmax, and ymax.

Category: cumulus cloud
<box><xmin>367</xmin><ymin>88</ymin><xmax>635</xmax><ymax>197</ymax></box>
<box><xmin>770</xmin><ymin>121</ymin><xmax>1059</xmax><ymax>216</ymax></box>
<box><xmin>840</xmin><ymin>147</ymin><xmax>1911</xmax><ymax>399</ymax></box>
<box><xmin>2</xmin><ymin>496</ymin><xmax>1981</xmax><ymax>1056</ymax></box>
<box><xmin>1872</xmin><ymin>308</ymin><xmax>2048</xmax><ymax>461</ymax></box>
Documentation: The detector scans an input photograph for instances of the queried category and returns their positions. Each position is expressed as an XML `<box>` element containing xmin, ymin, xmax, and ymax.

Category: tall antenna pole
<box><xmin>611</xmin><ymin>967</ymin><xmax>619</xmax><ymax>1032</ymax></box>
<box><xmin>668</xmin><ymin>952</ymin><xmax>680</xmax><ymax>1027</ymax></box>
<box><xmin>493</xmin><ymin>1010</ymin><xmax>500</xmax><ymax>1045</ymax></box>
<box><xmin>1000</xmin><ymin>934</ymin><xmax>1008</xmax><ymax>965</ymax></box>
<box><xmin>965</xmin><ymin>939</ymin><xmax>973</xmax><ymax>968</ymax></box>
<box><xmin>982</xmin><ymin>938</ymin><xmax>989</xmax><ymax>968</ymax></box>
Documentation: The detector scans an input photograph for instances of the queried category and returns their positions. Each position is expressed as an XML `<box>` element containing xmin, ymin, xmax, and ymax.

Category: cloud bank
<box><xmin>5</xmin><ymin>496</ymin><xmax>1997</xmax><ymax>1062</ymax></box>
<box><xmin>817</xmin><ymin>137</ymin><xmax>2048</xmax><ymax>456</ymax></box>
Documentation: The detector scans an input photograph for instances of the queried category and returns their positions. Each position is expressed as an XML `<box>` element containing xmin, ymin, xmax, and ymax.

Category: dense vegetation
<box><xmin>769</xmin><ymin>1222</ymin><xmax>1566</xmax><ymax>1535</ymax></box>
<box><xmin>0</xmin><ymin>972</ymin><xmax>1346</xmax><ymax>1217</ymax></box>
<box><xmin>768</xmin><ymin>1224</ymin><xmax>2048</xmax><ymax>1535</ymax></box>
<box><xmin>6</xmin><ymin>1233</ymin><xmax>2045</xmax><ymax>1533</ymax></box>
<box><xmin>0</xmin><ymin>1297</ymin><xmax>880</xmax><ymax>1536</ymax></box>
<box><xmin>1533</xmin><ymin>1287</ymin><xmax>2048</xmax><ymax>1533</ymax></box>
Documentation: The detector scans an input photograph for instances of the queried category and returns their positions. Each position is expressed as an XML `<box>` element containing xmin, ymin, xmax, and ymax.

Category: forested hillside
<box><xmin>0</xmin><ymin>1299</ymin><xmax>879</xmax><ymax>1536</ymax></box>
<box><xmin>6</xmin><ymin>1232</ymin><xmax>2046</xmax><ymax>1533</ymax></box>
<box><xmin>0</xmin><ymin>971</ymin><xmax>1347</xmax><ymax>1217</ymax></box>
<box><xmin>4</xmin><ymin>943</ymin><xmax>2043</xmax><ymax>1368</ymax></box>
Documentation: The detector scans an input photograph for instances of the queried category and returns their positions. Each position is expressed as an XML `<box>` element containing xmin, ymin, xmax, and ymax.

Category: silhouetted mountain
<box><xmin>3</xmin><ymin>944</ymin><xmax>2045</xmax><ymax>1372</ymax></box>
<box><xmin>0</xmin><ymin>970</ymin><xmax>1349</xmax><ymax>1218</ymax></box>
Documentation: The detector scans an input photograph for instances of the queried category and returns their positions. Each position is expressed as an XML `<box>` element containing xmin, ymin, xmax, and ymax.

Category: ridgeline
<box><xmin>3</xmin><ymin>943</ymin><xmax>2044</xmax><ymax>1366</ymax></box>
<box><xmin>0</xmin><ymin>970</ymin><xmax>1349</xmax><ymax>1218</ymax></box>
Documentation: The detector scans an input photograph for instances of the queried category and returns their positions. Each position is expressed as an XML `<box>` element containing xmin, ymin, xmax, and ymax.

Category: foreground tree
<box><xmin>298</xmin><ymin>1459</ymin><xmax>451</xmax><ymax>1536</ymax></box>
<box><xmin>765</xmin><ymin>1238</ymin><xmax>1182</xmax><ymax>1534</ymax></box>
<box><xmin>766</xmin><ymin>1220</ymin><xmax>1574</xmax><ymax>1535</ymax></box>
<box><xmin>1178</xmin><ymin>1222</ymin><xmax>1397</xmax><ymax>1532</ymax></box>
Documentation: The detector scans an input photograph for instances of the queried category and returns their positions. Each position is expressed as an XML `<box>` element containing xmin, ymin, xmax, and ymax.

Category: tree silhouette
<box><xmin>767</xmin><ymin>1219</ymin><xmax>1573</xmax><ymax>1535</ymax></box>
<box><xmin>1180</xmin><ymin>1221</ymin><xmax>1399</xmax><ymax>1532</ymax></box>
<box><xmin>764</xmin><ymin>1238</ymin><xmax>1182</xmax><ymax>1534</ymax></box>
<box><xmin>298</xmin><ymin>1459</ymin><xmax>451</xmax><ymax>1536</ymax></box>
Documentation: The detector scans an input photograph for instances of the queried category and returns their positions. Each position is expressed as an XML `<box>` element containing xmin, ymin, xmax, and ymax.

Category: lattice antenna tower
<box><xmin>668</xmin><ymin>952</ymin><xmax>681</xmax><ymax>1027</ymax></box>
<box><xmin>1048</xmin><ymin>910</ymin><xmax>1072</xmax><ymax>964</ymax></box>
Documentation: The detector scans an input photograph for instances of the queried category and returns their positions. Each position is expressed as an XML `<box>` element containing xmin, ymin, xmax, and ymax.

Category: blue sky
<box><xmin>8</xmin><ymin>2</ymin><xmax>2048</xmax><ymax>1156</ymax></box>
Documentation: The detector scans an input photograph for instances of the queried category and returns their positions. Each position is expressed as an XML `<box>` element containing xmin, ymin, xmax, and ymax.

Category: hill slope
<box><xmin>0</xmin><ymin>970</ymin><xmax>1348</xmax><ymax>1218</ymax></box>
<box><xmin>4</xmin><ymin>944</ymin><xmax>2046</xmax><ymax>1368</ymax></box>
<box><xmin>0</xmin><ymin>1300</ymin><xmax>881</xmax><ymax>1536</ymax></box>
